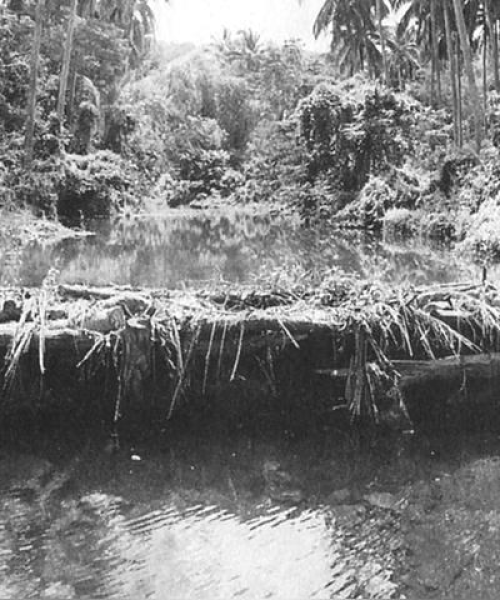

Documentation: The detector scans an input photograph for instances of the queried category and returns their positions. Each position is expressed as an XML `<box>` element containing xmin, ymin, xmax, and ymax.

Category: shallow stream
<box><xmin>2</xmin><ymin>208</ymin><xmax>500</xmax><ymax>599</ymax></box>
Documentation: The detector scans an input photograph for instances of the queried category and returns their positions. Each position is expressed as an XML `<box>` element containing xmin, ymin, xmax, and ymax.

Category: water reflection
<box><xmin>3</xmin><ymin>428</ymin><xmax>500</xmax><ymax>600</ymax></box>
<box><xmin>0</xmin><ymin>209</ymin><xmax>486</xmax><ymax>288</ymax></box>
<box><xmin>0</xmin><ymin>436</ymin><xmax>356</xmax><ymax>600</ymax></box>
<box><xmin>105</xmin><ymin>504</ymin><xmax>333</xmax><ymax>600</ymax></box>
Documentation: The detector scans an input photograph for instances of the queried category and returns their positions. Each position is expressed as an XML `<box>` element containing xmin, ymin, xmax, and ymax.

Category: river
<box><xmin>1</xmin><ymin>208</ymin><xmax>500</xmax><ymax>599</ymax></box>
<box><xmin>0</xmin><ymin>208</ymin><xmax>489</xmax><ymax>288</ymax></box>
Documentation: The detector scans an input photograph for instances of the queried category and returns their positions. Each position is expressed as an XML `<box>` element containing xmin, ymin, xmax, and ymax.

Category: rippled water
<box><xmin>3</xmin><ymin>428</ymin><xmax>500</xmax><ymax>600</ymax></box>
<box><xmin>2</xmin><ymin>208</ymin><xmax>499</xmax><ymax>599</ymax></box>
<box><xmin>0</xmin><ymin>208</ymin><xmax>488</xmax><ymax>288</ymax></box>
<box><xmin>0</xmin><ymin>432</ymin><xmax>397</xmax><ymax>600</ymax></box>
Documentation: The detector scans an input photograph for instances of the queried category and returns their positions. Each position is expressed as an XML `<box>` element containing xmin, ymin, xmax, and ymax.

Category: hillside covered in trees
<box><xmin>2</xmin><ymin>0</ymin><xmax>500</xmax><ymax>258</ymax></box>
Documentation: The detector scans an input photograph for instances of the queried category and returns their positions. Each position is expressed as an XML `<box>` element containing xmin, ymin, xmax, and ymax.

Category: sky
<box><xmin>152</xmin><ymin>0</ymin><xmax>330</xmax><ymax>51</ymax></box>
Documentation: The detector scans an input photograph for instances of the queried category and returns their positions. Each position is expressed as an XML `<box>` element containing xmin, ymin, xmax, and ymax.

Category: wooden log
<box><xmin>2</xmin><ymin>316</ymin><xmax>500</xmax><ymax>391</ymax></box>
<box><xmin>393</xmin><ymin>354</ymin><xmax>500</xmax><ymax>390</ymax></box>
<box><xmin>0</xmin><ymin>326</ymin><xmax>97</xmax><ymax>356</ymax></box>
<box><xmin>317</xmin><ymin>354</ymin><xmax>500</xmax><ymax>403</ymax></box>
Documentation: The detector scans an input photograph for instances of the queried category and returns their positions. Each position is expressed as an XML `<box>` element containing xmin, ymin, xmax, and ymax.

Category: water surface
<box><xmin>0</xmin><ymin>208</ymin><xmax>487</xmax><ymax>288</ymax></box>
<box><xmin>2</xmin><ymin>208</ymin><xmax>500</xmax><ymax>600</ymax></box>
<box><xmin>3</xmin><ymin>428</ymin><xmax>500</xmax><ymax>600</ymax></box>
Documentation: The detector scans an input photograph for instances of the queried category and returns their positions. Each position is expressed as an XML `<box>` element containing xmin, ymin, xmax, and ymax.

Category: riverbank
<box><xmin>1</xmin><ymin>279</ymin><xmax>500</xmax><ymax>436</ymax></box>
<box><xmin>0</xmin><ymin>208</ymin><xmax>89</xmax><ymax>246</ymax></box>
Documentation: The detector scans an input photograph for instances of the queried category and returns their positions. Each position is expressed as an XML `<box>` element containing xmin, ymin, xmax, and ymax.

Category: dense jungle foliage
<box><xmin>2</xmin><ymin>0</ymin><xmax>500</xmax><ymax>257</ymax></box>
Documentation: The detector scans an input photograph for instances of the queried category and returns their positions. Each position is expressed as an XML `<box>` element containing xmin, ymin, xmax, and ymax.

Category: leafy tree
<box><xmin>298</xmin><ymin>82</ymin><xmax>410</xmax><ymax>191</ymax></box>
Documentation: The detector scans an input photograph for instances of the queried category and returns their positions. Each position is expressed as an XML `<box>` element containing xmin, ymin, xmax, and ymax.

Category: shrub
<box><xmin>57</xmin><ymin>151</ymin><xmax>135</xmax><ymax>223</ymax></box>
<box><xmin>297</xmin><ymin>81</ymin><xmax>411</xmax><ymax>192</ymax></box>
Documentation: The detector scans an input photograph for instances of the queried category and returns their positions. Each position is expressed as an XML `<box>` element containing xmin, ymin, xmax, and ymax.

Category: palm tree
<box><xmin>443</xmin><ymin>0</ymin><xmax>460</xmax><ymax>142</ymax></box>
<box><xmin>376</xmin><ymin>0</ymin><xmax>390</xmax><ymax>83</ymax></box>
<box><xmin>453</xmin><ymin>0</ymin><xmax>483</xmax><ymax>150</ymax></box>
<box><xmin>95</xmin><ymin>0</ymin><xmax>161</xmax><ymax>66</ymax></box>
<box><xmin>313</xmin><ymin>0</ymin><xmax>382</xmax><ymax>77</ymax></box>
<box><xmin>57</xmin><ymin>0</ymin><xmax>78</xmax><ymax>125</ymax></box>
<box><xmin>484</xmin><ymin>0</ymin><xmax>499</xmax><ymax>92</ymax></box>
<box><xmin>392</xmin><ymin>0</ymin><xmax>445</xmax><ymax>104</ymax></box>
<box><xmin>25</xmin><ymin>0</ymin><xmax>45</xmax><ymax>166</ymax></box>
<box><xmin>386</xmin><ymin>5</ymin><xmax>421</xmax><ymax>88</ymax></box>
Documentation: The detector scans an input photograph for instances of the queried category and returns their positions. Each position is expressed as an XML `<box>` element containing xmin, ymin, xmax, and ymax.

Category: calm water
<box><xmin>0</xmin><ymin>208</ymin><xmax>488</xmax><ymax>288</ymax></box>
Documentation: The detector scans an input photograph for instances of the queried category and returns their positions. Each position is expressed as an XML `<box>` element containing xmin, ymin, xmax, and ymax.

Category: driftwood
<box><xmin>317</xmin><ymin>353</ymin><xmax>500</xmax><ymax>395</ymax></box>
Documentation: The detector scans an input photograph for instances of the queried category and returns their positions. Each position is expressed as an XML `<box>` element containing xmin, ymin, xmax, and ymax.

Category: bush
<box><xmin>297</xmin><ymin>81</ymin><xmax>411</xmax><ymax>192</ymax></box>
<box><xmin>168</xmin><ymin>147</ymin><xmax>232</xmax><ymax>206</ymax></box>
<box><xmin>57</xmin><ymin>151</ymin><xmax>135</xmax><ymax>223</ymax></box>
<box><xmin>461</xmin><ymin>199</ymin><xmax>500</xmax><ymax>258</ymax></box>
<box><xmin>336</xmin><ymin>175</ymin><xmax>399</xmax><ymax>230</ymax></box>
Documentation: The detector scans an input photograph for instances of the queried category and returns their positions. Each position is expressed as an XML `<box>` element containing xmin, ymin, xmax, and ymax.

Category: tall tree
<box><xmin>430</xmin><ymin>0</ymin><xmax>442</xmax><ymax>105</ymax></box>
<box><xmin>484</xmin><ymin>0</ymin><xmax>499</xmax><ymax>92</ymax></box>
<box><xmin>96</xmin><ymin>0</ymin><xmax>160</xmax><ymax>67</ymax></box>
<box><xmin>443</xmin><ymin>0</ymin><xmax>460</xmax><ymax>143</ymax></box>
<box><xmin>25</xmin><ymin>0</ymin><xmax>45</xmax><ymax>167</ymax></box>
<box><xmin>376</xmin><ymin>0</ymin><xmax>389</xmax><ymax>83</ymax></box>
<box><xmin>452</xmin><ymin>0</ymin><xmax>483</xmax><ymax>150</ymax></box>
<box><xmin>57</xmin><ymin>0</ymin><xmax>78</xmax><ymax>125</ymax></box>
<box><xmin>313</xmin><ymin>0</ymin><xmax>381</xmax><ymax>77</ymax></box>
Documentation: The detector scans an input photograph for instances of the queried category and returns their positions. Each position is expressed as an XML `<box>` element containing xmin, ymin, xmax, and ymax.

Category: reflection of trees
<box><xmin>1</xmin><ymin>212</ymin><xmax>484</xmax><ymax>288</ymax></box>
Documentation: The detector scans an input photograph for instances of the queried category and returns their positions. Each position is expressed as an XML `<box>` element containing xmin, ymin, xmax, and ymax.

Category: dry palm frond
<box><xmin>167</xmin><ymin>321</ymin><xmax>202</xmax><ymax>419</ymax></box>
<box><xmin>277</xmin><ymin>318</ymin><xmax>300</xmax><ymax>349</ymax></box>
<box><xmin>3</xmin><ymin>323</ymin><xmax>36</xmax><ymax>394</ymax></box>
<box><xmin>38</xmin><ymin>289</ymin><xmax>47</xmax><ymax>375</ymax></box>
<box><xmin>216</xmin><ymin>319</ymin><xmax>228</xmax><ymax>384</ymax></box>
<box><xmin>202</xmin><ymin>320</ymin><xmax>217</xmax><ymax>395</ymax></box>
<box><xmin>2</xmin><ymin>296</ymin><xmax>37</xmax><ymax>393</ymax></box>
<box><xmin>230</xmin><ymin>320</ymin><xmax>245</xmax><ymax>382</ymax></box>
<box><xmin>76</xmin><ymin>333</ymin><xmax>106</xmax><ymax>369</ymax></box>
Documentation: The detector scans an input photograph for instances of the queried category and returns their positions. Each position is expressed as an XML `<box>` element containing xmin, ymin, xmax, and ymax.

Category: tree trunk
<box><xmin>57</xmin><ymin>0</ymin><xmax>78</xmax><ymax>126</ymax></box>
<box><xmin>484</xmin><ymin>17</ymin><xmax>488</xmax><ymax>128</ymax></box>
<box><xmin>495</xmin><ymin>19</ymin><xmax>500</xmax><ymax>92</ymax></box>
<box><xmin>444</xmin><ymin>0</ymin><xmax>459</xmax><ymax>144</ymax></box>
<box><xmin>431</xmin><ymin>0</ymin><xmax>442</xmax><ymax>104</ymax></box>
<box><xmin>67</xmin><ymin>62</ymin><xmax>78</xmax><ymax>128</ymax></box>
<box><xmin>430</xmin><ymin>28</ymin><xmax>437</xmax><ymax>106</ymax></box>
<box><xmin>452</xmin><ymin>0</ymin><xmax>484</xmax><ymax>151</ymax></box>
<box><xmin>376</xmin><ymin>0</ymin><xmax>389</xmax><ymax>84</ymax></box>
<box><xmin>24</xmin><ymin>0</ymin><xmax>45</xmax><ymax>168</ymax></box>
<box><xmin>484</xmin><ymin>0</ymin><xmax>500</xmax><ymax>92</ymax></box>
<box><xmin>456</xmin><ymin>32</ymin><xmax>463</xmax><ymax>147</ymax></box>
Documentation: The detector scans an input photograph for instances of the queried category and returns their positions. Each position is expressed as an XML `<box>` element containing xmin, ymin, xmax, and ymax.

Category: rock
<box><xmin>0</xmin><ymin>454</ymin><xmax>54</xmax><ymax>495</ymax></box>
<box><xmin>0</xmin><ymin>300</ymin><xmax>21</xmax><ymax>323</ymax></box>
<box><xmin>263</xmin><ymin>460</ymin><xmax>304</xmax><ymax>504</ymax></box>
<box><xmin>331</xmin><ymin>504</ymin><xmax>366</xmax><ymax>523</ymax></box>
<box><xmin>364</xmin><ymin>492</ymin><xmax>400</xmax><ymax>511</ymax></box>
<box><xmin>41</xmin><ymin>582</ymin><xmax>76</xmax><ymax>599</ymax></box>
<box><xmin>327</xmin><ymin>488</ymin><xmax>351</xmax><ymax>505</ymax></box>
<box><xmin>363</xmin><ymin>574</ymin><xmax>398</xmax><ymax>599</ymax></box>
<box><xmin>268</xmin><ymin>486</ymin><xmax>304</xmax><ymax>504</ymax></box>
